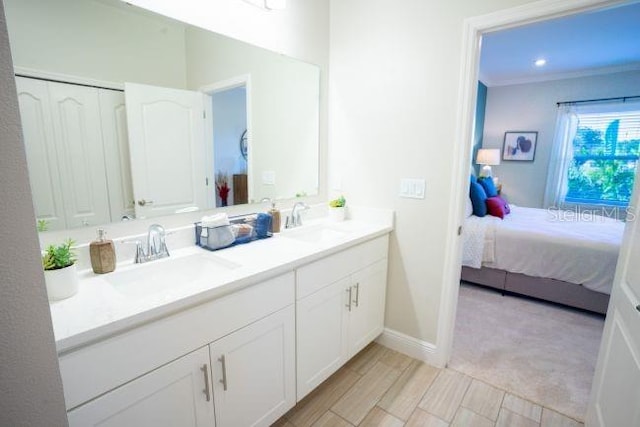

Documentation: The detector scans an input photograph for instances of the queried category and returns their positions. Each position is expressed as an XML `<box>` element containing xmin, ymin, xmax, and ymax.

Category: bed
<box><xmin>461</xmin><ymin>205</ymin><xmax>625</xmax><ymax>314</ymax></box>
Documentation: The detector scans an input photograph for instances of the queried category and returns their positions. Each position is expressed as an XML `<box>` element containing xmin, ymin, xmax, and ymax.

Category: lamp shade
<box><xmin>476</xmin><ymin>149</ymin><xmax>501</xmax><ymax>166</ymax></box>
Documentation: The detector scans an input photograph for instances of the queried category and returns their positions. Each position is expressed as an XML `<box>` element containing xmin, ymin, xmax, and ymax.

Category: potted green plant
<box><xmin>42</xmin><ymin>239</ymin><xmax>79</xmax><ymax>301</ymax></box>
<box><xmin>328</xmin><ymin>195</ymin><xmax>347</xmax><ymax>222</ymax></box>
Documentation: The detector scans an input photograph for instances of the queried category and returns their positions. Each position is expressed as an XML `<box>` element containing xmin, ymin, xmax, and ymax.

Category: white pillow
<box><xmin>465</xmin><ymin>197</ymin><xmax>473</xmax><ymax>218</ymax></box>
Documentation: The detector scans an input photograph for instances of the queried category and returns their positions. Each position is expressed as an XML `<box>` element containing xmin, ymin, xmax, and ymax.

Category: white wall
<box><xmin>482</xmin><ymin>70</ymin><xmax>640</xmax><ymax>207</ymax></box>
<box><xmin>0</xmin><ymin>2</ymin><xmax>68</xmax><ymax>425</ymax></box>
<box><xmin>4</xmin><ymin>0</ymin><xmax>188</xmax><ymax>88</ymax></box>
<box><xmin>329</xmin><ymin>0</ymin><xmax>538</xmax><ymax>352</ymax></box>
<box><xmin>186</xmin><ymin>26</ymin><xmax>320</xmax><ymax>201</ymax></box>
<box><xmin>212</xmin><ymin>87</ymin><xmax>248</xmax><ymax>205</ymax></box>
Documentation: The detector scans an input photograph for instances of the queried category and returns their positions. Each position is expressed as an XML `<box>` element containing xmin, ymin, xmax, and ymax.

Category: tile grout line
<box><xmin>329</xmin><ymin>409</ymin><xmax>355</xmax><ymax>427</ymax></box>
<box><xmin>284</xmin><ymin>367</ymin><xmax>363</xmax><ymax>426</ymax></box>
<box><xmin>447</xmin><ymin>365</ymin><xmax>583</xmax><ymax>425</ymax></box>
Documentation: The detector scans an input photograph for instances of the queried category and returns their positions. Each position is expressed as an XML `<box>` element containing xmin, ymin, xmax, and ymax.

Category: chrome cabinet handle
<box><xmin>201</xmin><ymin>364</ymin><xmax>211</xmax><ymax>402</ymax></box>
<box><xmin>218</xmin><ymin>355</ymin><xmax>228</xmax><ymax>391</ymax></box>
<box><xmin>354</xmin><ymin>283</ymin><xmax>360</xmax><ymax>307</ymax></box>
<box><xmin>346</xmin><ymin>287</ymin><xmax>352</xmax><ymax>312</ymax></box>
<box><xmin>636</xmin><ymin>304</ymin><xmax>640</xmax><ymax>313</ymax></box>
<box><xmin>137</xmin><ymin>199</ymin><xmax>154</xmax><ymax>206</ymax></box>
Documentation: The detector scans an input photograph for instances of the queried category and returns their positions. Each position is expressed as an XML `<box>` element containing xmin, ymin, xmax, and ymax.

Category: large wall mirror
<box><xmin>5</xmin><ymin>0</ymin><xmax>320</xmax><ymax>231</ymax></box>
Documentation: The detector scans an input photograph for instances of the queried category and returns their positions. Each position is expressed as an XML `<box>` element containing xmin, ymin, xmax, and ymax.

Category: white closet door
<box><xmin>125</xmin><ymin>83</ymin><xmax>207</xmax><ymax>219</ymax></box>
<box><xmin>99</xmin><ymin>89</ymin><xmax>135</xmax><ymax>221</ymax></box>
<box><xmin>15</xmin><ymin>77</ymin><xmax>67</xmax><ymax>231</ymax></box>
<box><xmin>48</xmin><ymin>81</ymin><xmax>111</xmax><ymax>228</ymax></box>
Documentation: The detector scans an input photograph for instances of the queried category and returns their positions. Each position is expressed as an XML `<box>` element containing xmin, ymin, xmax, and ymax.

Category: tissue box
<box><xmin>196</xmin><ymin>224</ymin><xmax>235</xmax><ymax>250</ymax></box>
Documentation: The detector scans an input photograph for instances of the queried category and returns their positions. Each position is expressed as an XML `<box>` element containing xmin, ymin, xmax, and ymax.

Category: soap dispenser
<box><xmin>90</xmin><ymin>229</ymin><xmax>116</xmax><ymax>274</ymax></box>
<box><xmin>269</xmin><ymin>202</ymin><xmax>281</xmax><ymax>233</ymax></box>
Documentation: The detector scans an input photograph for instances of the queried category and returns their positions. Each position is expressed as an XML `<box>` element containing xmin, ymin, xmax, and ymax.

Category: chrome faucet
<box><xmin>127</xmin><ymin>224</ymin><xmax>170</xmax><ymax>264</ymax></box>
<box><xmin>286</xmin><ymin>202</ymin><xmax>310</xmax><ymax>228</ymax></box>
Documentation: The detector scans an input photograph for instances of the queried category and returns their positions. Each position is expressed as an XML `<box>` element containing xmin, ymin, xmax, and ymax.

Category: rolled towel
<box><xmin>201</xmin><ymin>213</ymin><xmax>230</xmax><ymax>238</ymax></box>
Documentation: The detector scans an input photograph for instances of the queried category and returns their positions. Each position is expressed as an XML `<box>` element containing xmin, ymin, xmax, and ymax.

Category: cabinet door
<box><xmin>67</xmin><ymin>347</ymin><xmax>215</xmax><ymax>427</ymax></box>
<box><xmin>348</xmin><ymin>259</ymin><xmax>388</xmax><ymax>357</ymax></box>
<box><xmin>15</xmin><ymin>77</ymin><xmax>67</xmax><ymax>230</ymax></box>
<box><xmin>210</xmin><ymin>306</ymin><xmax>296</xmax><ymax>427</ymax></box>
<box><xmin>296</xmin><ymin>277</ymin><xmax>350</xmax><ymax>400</ymax></box>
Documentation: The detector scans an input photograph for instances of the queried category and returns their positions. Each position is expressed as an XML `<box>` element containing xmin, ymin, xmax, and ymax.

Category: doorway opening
<box><xmin>443</xmin><ymin>2</ymin><xmax>640</xmax><ymax>419</ymax></box>
<box><xmin>201</xmin><ymin>75</ymin><xmax>251</xmax><ymax>207</ymax></box>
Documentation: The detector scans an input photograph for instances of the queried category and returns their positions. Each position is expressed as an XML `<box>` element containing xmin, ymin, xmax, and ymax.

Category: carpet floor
<box><xmin>449</xmin><ymin>283</ymin><xmax>605</xmax><ymax>422</ymax></box>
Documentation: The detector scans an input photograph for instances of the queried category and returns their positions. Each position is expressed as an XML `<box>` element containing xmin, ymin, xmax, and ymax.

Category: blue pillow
<box><xmin>469</xmin><ymin>179</ymin><xmax>488</xmax><ymax>217</ymax></box>
<box><xmin>478</xmin><ymin>177</ymin><xmax>498</xmax><ymax>197</ymax></box>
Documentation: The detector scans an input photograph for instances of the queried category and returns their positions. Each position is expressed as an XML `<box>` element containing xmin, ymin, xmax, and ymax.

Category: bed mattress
<box><xmin>463</xmin><ymin>206</ymin><xmax>624</xmax><ymax>294</ymax></box>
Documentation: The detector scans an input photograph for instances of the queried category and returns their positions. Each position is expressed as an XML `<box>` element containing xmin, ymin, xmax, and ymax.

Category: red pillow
<box><xmin>486</xmin><ymin>196</ymin><xmax>510</xmax><ymax>219</ymax></box>
<box><xmin>498</xmin><ymin>195</ymin><xmax>510</xmax><ymax>214</ymax></box>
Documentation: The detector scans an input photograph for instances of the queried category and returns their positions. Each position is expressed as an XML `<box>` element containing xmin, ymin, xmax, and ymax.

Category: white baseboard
<box><xmin>376</xmin><ymin>328</ymin><xmax>442</xmax><ymax>367</ymax></box>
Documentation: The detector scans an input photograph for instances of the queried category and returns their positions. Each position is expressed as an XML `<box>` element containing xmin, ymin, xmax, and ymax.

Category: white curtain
<box><xmin>543</xmin><ymin>106</ymin><xmax>578</xmax><ymax>208</ymax></box>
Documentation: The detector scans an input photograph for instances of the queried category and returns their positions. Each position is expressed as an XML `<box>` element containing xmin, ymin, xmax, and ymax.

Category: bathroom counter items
<box><xmin>49</xmin><ymin>210</ymin><xmax>393</xmax><ymax>353</ymax></box>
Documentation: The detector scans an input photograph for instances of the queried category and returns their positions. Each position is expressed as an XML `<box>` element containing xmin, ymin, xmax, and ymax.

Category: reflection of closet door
<box><xmin>125</xmin><ymin>83</ymin><xmax>207</xmax><ymax>219</ymax></box>
<box><xmin>48</xmin><ymin>82</ymin><xmax>111</xmax><ymax>228</ymax></box>
<box><xmin>16</xmin><ymin>77</ymin><xmax>67</xmax><ymax>231</ymax></box>
<box><xmin>99</xmin><ymin>90</ymin><xmax>134</xmax><ymax>221</ymax></box>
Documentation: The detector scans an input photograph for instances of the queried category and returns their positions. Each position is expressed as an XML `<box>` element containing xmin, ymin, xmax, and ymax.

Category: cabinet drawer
<box><xmin>60</xmin><ymin>272</ymin><xmax>294</xmax><ymax>410</ymax></box>
<box><xmin>296</xmin><ymin>235</ymin><xmax>389</xmax><ymax>299</ymax></box>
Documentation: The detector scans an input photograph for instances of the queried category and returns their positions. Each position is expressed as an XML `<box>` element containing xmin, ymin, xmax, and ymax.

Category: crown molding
<box><xmin>481</xmin><ymin>62</ymin><xmax>640</xmax><ymax>87</ymax></box>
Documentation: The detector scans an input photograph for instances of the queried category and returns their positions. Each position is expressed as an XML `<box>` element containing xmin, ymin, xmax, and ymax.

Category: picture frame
<box><xmin>502</xmin><ymin>131</ymin><xmax>538</xmax><ymax>161</ymax></box>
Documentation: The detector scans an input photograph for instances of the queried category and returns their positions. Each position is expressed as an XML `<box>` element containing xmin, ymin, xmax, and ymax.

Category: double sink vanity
<box><xmin>50</xmin><ymin>210</ymin><xmax>393</xmax><ymax>427</ymax></box>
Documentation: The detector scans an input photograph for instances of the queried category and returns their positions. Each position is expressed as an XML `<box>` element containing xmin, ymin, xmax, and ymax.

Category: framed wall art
<box><xmin>502</xmin><ymin>131</ymin><xmax>538</xmax><ymax>161</ymax></box>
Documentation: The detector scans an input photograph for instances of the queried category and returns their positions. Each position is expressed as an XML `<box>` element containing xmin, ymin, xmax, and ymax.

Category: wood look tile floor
<box><xmin>274</xmin><ymin>343</ymin><xmax>584</xmax><ymax>427</ymax></box>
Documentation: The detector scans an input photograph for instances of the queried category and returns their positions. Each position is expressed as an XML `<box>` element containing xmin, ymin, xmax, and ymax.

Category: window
<box><xmin>565</xmin><ymin>109</ymin><xmax>640</xmax><ymax>207</ymax></box>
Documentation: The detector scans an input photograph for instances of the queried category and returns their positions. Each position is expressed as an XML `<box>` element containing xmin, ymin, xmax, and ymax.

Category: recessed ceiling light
<box><xmin>535</xmin><ymin>59</ymin><xmax>547</xmax><ymax>67</ymax></box>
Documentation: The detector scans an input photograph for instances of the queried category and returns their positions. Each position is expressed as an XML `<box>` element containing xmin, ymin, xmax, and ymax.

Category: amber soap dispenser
<box><xmin>90</xmin><ymin>229</ymin><xmax>116</xmax><ymax>274</ymax></box>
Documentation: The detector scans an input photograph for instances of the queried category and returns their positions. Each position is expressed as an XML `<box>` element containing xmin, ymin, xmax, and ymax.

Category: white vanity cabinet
<box><xmin>295</xmin><ymin>236</ymin><xmax>389</xmax><ymax>400</ymax></box>
<box><xmin>57</xmin><ymin>228</ymin><xmax>392</xmax><ymax>425</ymax></box>
<box><xmin>61</xmin><ymin>273</ymin><xmax>295</xmax><ymax>427</ymax></box>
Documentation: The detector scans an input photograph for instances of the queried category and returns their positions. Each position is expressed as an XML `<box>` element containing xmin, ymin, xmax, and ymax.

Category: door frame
<box><xmin>200</xmin><ymin>74</ymin><xmax>252</xmax><ymax>207</ymax></box>
<box><xmin>439</xmin><ymin>0</ymin><xmax>632</xmax><ymax>367</ymax></box>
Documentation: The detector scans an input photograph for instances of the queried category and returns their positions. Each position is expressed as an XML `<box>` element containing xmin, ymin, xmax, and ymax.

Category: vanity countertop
<box><xmin>50</xmin><ymin>215</ymin><xmax>393</xmax><ymax>354</ymax></box>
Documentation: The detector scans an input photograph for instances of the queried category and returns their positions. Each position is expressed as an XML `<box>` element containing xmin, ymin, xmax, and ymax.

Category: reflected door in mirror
<box><xmin>125</xmin><ymin>83</ymin><xmax>210</xmax><ymax>218</ymax></box>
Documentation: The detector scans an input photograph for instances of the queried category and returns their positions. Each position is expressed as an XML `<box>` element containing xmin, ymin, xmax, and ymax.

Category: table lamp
<box><xmin>476</xmin><ymin>149</ymin><xmax>501</xmax><ymax>181</ymax></box>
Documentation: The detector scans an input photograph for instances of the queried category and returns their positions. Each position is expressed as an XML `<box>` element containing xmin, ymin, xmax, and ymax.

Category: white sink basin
<box><xmin>106</xmin><ymin>254</ymin><xmax>240</xmax><ymax>298</ymax></box>
<box><xmin>281</xmin><ymin>224</ymin><xmax>349</xmax><ymax>243</ymax></box>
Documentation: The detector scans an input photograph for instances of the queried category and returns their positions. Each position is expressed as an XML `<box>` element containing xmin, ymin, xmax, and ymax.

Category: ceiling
<box><xmin>479</xmin><ymin>2</ymin><xmax>640</xmax><ymax>86</ymax></box>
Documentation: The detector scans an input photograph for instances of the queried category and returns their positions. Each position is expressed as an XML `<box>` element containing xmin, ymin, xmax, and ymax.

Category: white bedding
<box><xmin>462</xmin><ymin>206</ymin><xmax>625</xmax><ymax>294</ymax></box>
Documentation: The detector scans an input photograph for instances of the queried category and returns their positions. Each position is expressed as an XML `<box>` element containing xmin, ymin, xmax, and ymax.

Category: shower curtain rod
<box><xmin>557</xmin><ymin>95</ymin><xmax>640</xmax><ymax>107</ymax></box>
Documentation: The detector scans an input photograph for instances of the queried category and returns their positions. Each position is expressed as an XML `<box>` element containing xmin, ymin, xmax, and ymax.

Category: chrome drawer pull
<box><xmin>201</xmin><ymin>364</ymin><xmax>211</xmax><ymax>402</ymax></box>
<box><xmin>218</xmin><ymin>355</ymin><xmax>228</xmax><ymax>391</ymax></box>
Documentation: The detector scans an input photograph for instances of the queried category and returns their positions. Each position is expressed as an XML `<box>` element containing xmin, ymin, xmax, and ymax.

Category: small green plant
<box><xmin>42</xmin><ymin>239</ymin><xmax>77</xmax><ymax>271</ymax></box>
<box><xmin>329</xmin><ymin>195</ymin><xmax>346</xmax><ymax>208</ymax></box>
<box><xmin>36</xmin><ymin>219</ymin><xmax>49</xmax><ymax>232</ymax></box>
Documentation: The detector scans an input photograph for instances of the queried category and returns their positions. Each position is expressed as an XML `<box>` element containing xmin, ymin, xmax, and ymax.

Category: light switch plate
<box><xmin>399</xmin><ymin>178</ymin><xmax>426</xmax><ymax>199</ymax></box>
<box><xmin>262</xmin><ymin>171</ymin><xmax>276</xmax><ymax>185</ymax></box>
